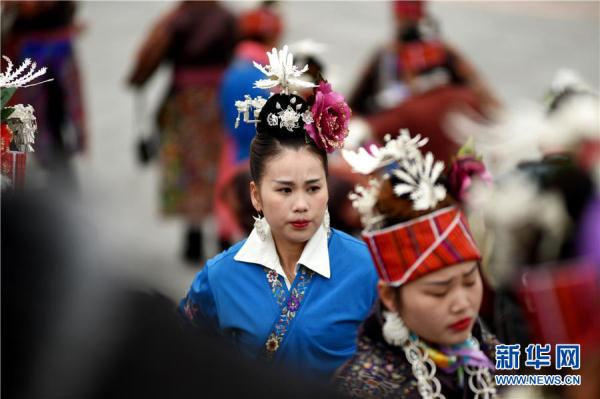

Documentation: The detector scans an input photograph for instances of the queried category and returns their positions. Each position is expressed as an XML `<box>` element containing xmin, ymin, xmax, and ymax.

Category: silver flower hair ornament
<box><xmin>1</xmin><ymin>55</ymin><xmax>51</xmax><ymax>189</ymax></box>
<box><xmin>268</xmin><ymin>97</ymin><xmax>313</xmax><ymax>132</ymax></box>
<box><xmin>235</xmin><ymin>45</ymin><xmax>316</xmax><ymax>132</ymax></box>
<box><xmin>235</xmin><ymin>95</ymin><xmax>267</xmax><ymax>128</ymax></box>
<box><xmin>391</xmin><ymin>151</ymin><xmax>446</xmax><ymax>211</ymax></box>
<box><xmin>344</xmin><ymin>129</ymin><xmax>446</xmax><ymax>217</ymax></box>
<box><xmin>235</xmin><ymin>45</ymin><xmax>352</xmax><ymax>154</ymax></box>
<box><xmin>0</xmin><ymin>56</ymin><xmax>52</xmax><ymax>88</ymax></box>
<box><xmin>348</xmin><ymin>178</ymin><xmax>384</xmax><ymax>230</ymax></box>
<box><xmin>1</xmin><ymin>56</ymin><xmax>47</xmax><ymax>152</ymax></box>
<box><xmin>253</xmin><ymin>45</ymin><xmax>316</xmax><ymax>93</ymax></box>
<box><xmin>342</xmin><ymin>129</ymin><xmax>429</xmax><ymax>175</ymax></box>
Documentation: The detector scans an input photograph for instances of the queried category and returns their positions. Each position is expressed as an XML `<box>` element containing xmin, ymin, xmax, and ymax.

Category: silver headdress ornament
<box><xmin>0</xmin><ymin>56</ymin><xmax>53</xmax><ymax>88</ymax></box>
<box><xmin>6</xmin><ymin>104</ymin><xmax>36</xmax><ymax>152</ymax></box>
<box><xmin>253</xmin><ymin>45</ymin><xmax>316</xmax><ymax>93</ymax></box>
<box><xmin>234</xmin><ymin>95</ymin><xmax>267</xmax><ymax>128</ymax></box>
<box><xmin>1</xmin><ymin>56</ymin><xmax>50</xmax><ymax>153</ymax></box>
<box><xmin>235</xmin><ymin>45</ymin><xmax>316</xmax><ymax>130</ymax></box>
<box><xmin>342</xmin><ymin>129</ymin><xmax>447</xmax><ymax>230</ymax></box>
<box><xmin>1</xmin><ymin>55</ymin><xmax>51</xmax><ymax>189</ymax></box>
<box><xmin>267</xmin><ymin>96</ymin><xmax>313</xmax><ymax>132</ymax></box>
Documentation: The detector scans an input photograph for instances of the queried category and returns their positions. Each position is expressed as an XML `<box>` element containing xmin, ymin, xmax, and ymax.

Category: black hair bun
<box><xmin>257</xmin><ymin>93</ymin><xmax>310</xmax><ymax>140</ymax></box>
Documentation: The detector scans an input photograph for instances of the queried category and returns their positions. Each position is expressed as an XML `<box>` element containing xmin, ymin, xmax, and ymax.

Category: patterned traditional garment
<box><xmin>5</xmin><ymin>16</ymin><xmax>88</xmax><ymax>168</ymax></box>
<box><xmin>179</xmin><ymin>227</ymin><xmax>379</xmax><ymax>382</ymax></box>
<box><xmin>334</xmin><ymin>307</ymin><xmax>500</xmax><ymax>399</ymax></box>
<box><xmin>158</xmin><ymin>86</ymin><xmax>224</xmax><ymax>219</ymax></box>
<box><xmin>127</xmin><ymin>1</ymin><xmax>236</xmax><ymax>220</ymax></box>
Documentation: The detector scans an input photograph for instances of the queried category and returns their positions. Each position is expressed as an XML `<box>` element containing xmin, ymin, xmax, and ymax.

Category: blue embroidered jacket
<box><xmin>179</xmin><ymin>228</ymin><xmax>378</xmax><ymax>381</ymax></box>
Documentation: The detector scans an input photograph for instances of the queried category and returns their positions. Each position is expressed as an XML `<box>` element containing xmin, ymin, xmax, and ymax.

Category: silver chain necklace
<box><xmin>401</xmin><ymin>334</ymin><xmax>498</xmax><ymax>399</ymax></box>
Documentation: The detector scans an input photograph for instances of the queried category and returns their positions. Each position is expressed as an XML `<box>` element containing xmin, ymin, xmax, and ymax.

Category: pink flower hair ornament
<box><xmin>445</xmin><ymin>137</ymin><xmax>493</xmax><ymax>203</ymax></box>
<box><xmin>305</xmin><ymin>81</ymin><xmax>352</xmax><ymax>153</ymax></box>
<box><xmin>447</xmin><ymin>155</ymin><xmax>493</xmax><ymax>203</ymax></box>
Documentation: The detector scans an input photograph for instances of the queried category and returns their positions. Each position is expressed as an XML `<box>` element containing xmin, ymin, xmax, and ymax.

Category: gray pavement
<box><xmin>64</xmin><ymin>1</ymin><xmax>598</xmax><ymax>300</ymax></box>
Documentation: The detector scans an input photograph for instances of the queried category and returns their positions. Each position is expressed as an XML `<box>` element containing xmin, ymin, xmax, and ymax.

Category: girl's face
<box><xmin>250</xmin><ymin>147</ymin><xmax>328</xmax><ymax>246</ymax></box>
<box><xmin>379</xmin><ymin>261</ymin><xmax>483</xmax><ymax>345</ymax></box>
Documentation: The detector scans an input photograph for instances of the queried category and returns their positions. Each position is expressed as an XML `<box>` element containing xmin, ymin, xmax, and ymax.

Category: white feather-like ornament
<box><xmin>341</xmin><ymin>129</ymin><xmax>429</xmax><ymax>176</ymax></box>
<box><xmin>253</xmin><ymin>45</ymin><xmax>316</xmax><ymax>92</ymax></box>
<box><xmin>341</xmin><ymin>145</ymin><xmax>383</xmax><ymax>175</ymax></box>
<box><xmin>343</xmin><ymin>128</ymin><xmax>448</xmax><ymax>224</ymax></box>
<box><xmin>348</xmin><ymin>179</ymin><xmax>384</xmax><ymax>230</ymax></box>
<box><xmin>392</xmin><ymin>152</ymin><xmax>446</xmax><ymax>211</ymax></box>
<box><xmin>0</xmin><ymin>56</ymin><xmax>52</xmax><ymax>88</ymax></box>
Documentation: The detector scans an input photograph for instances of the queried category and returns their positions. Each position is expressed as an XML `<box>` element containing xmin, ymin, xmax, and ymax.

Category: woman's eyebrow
<box><xmin>463</xmin><ymin>264</ymin><xmax>478</xmax><ymax>277</ymax></box>
<box><xmin>272</xmin><ymin>179</ymin><xmax>293</xmax><ymax>186</ymax></box>
<box><xmin>423</xmin><ymin>278</ymin><xmax>452</xmax><ymax>286</ymax></box>
<box><xmin>273</xmin><ymin>178</ymin><xmax>322</xmax><ymax>185</ymax></box>
<box><xmin>423</xmin><ymin>265</ymin><xmax>478</xmax><ymax>286</ymax></box>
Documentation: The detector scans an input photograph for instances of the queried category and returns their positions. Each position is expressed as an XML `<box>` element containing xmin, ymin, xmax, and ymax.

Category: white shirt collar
<box><xmin>234</xmin><ymin>223</ymin><xmax>330</xmax><ymax>288</ymax></box>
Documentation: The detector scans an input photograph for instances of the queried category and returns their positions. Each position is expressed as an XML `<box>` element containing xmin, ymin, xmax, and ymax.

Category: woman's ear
<box><xmin>249</xmin><ymin>181</ymin><xmax>261</xmax><ymax>212</ymax></box>
<box><xmin>377</xmin><ymin>280</ymin><xmax>399</xmax><ymax>313</ymax></box>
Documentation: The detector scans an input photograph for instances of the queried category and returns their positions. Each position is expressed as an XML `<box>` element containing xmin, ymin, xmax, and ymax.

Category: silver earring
<box><xmin>382</xmin><ymin>311</ymin><xmax>409</xmax><ymax>346</ymax></box>
<box><xmin>323</xmin><ymin>208</ymin><xmax>331</xmax><ymax>237</ymax></box>
<box><xmin>253</xmin><ymin>212</ymin><xmax>268</xmax><ymax>241</ymax></box>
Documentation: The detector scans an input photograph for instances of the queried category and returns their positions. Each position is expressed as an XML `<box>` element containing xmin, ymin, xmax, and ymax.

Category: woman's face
<box><xmin>250</xmin><ymin>147</ymin><xmax>328</xmax><ymax>245</ymax></box>
<box><xmin>380</xmin><ymin>261</ymin><xmax>483</xmax><ymax>345</ymax></box>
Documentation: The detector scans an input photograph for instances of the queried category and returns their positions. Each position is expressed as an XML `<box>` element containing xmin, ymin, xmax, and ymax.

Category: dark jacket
<box><xmin>334</xmin><ymin>304</ymin><xmax>500</xmax><ymax>399</ymax></box>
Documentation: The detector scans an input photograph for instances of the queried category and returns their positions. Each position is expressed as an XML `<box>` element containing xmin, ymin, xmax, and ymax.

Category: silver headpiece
<box><xmin>234</xmin><ymin>45</ymin><xmax>315</xmax><ymax>130</ymax></box>
<box><xmin>6</xmin><ymin>104</ymin><xmax>37</xmax><ymax>152</ymax></box>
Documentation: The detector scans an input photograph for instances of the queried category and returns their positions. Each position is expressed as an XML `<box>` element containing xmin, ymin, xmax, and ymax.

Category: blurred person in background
<box><xmin>180</xmin><ymin>45</ymin><xmax>378</xmax><ymax>383</ymax></box>
<box><xmin>216</xmin><ymin>1</ymin><xmax>283</xmax><ymax>248</ymax></box>
<box><xmin>127</xmin><ymin>1</ymin><xmax>237</xmax><ymax>264</ymax></box>
<box><xmin>462</xmin><ymin>74</ymin><xmax>600</xmax><ymax>399</ymax></box>
<box><xmin>470</xmin><ymin>158</ymin><xmax>599</xmax><ymax>399</ymax></box>
<box><xmin>1</xmin><ymin>0</ymin><xmax>88</xmax><ymax>191</ymax></box>
<box><xmin>349</xmin><ymin>0</ymin><xmax>499</xmax><ymax>116</ymax></box>
<box><xmin>344</xmin><ymin>1</ymin><xmax>497</xmax><ymax>165</ymax></box>
<box><xmin>1</xmin><ymin>188</ymin><xmax>349</xmax><ymax>399</ymax></box>
<box><xmin>360</xmin><ymin>56</ymin><xmax>489</xmax><ymax>164</ymax></box>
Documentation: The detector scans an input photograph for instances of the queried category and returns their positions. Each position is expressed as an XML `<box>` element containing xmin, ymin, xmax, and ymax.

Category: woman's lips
<box><xmin>290</xmin><ymin>220</ymin><xmax>310</xmax><ymax>229</ymax></box>
<box><xmin>448</xmin><ymin>317</ymin><xmax>472</xmax><ymax>332</ymax></box>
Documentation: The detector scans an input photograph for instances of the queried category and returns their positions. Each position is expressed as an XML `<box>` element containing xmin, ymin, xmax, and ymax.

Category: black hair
<box><xmin>517</xmin><ymin>154</ymin><xmax>595</xmax><ymax>262</ymax></box>
<box><xmin>398</xmin><ymin>22</ymin><xmax>422</xmax><ymax>42</ymax></box>
<box><xmin>294</xmin><ymin>55</ymin><xmax>325</xmax><ymax>83</ymax></box>
<box><xmin>249</xmin><ymin>93</ymin><xmax>328</xmax><ymax>183</ymax></box>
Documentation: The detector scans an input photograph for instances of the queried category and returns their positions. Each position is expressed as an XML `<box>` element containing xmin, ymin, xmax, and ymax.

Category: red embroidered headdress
<box><xmin>342</xmin><ymin>130</ymin><xmax>486</xmax><ymax>286</ymax></box>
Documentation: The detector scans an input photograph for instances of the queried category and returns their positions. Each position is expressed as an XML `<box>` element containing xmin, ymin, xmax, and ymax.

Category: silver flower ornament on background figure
<box><xmin>6</xmin><ymin>104</ymin><xmax>36</xmax><ymax>152</ymax></box>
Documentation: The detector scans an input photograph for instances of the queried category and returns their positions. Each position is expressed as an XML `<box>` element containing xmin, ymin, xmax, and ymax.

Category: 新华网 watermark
<box><xmin>494</xmin><ymin>343</ymin><xmax>581</xmax><ymax>386</ymax></box>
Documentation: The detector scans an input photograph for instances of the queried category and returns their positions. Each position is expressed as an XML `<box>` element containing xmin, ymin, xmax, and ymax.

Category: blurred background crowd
<box><xmin>1</xmin><ymin>1</ymin><xmax>599</xmax><ymax>398</ymax></box>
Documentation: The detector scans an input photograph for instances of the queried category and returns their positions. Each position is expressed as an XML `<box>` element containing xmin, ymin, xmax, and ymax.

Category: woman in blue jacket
<box><xmin>180</xmin><ymin>46</ymin><xmax>378</xmax><ymax>382</ymax></box>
